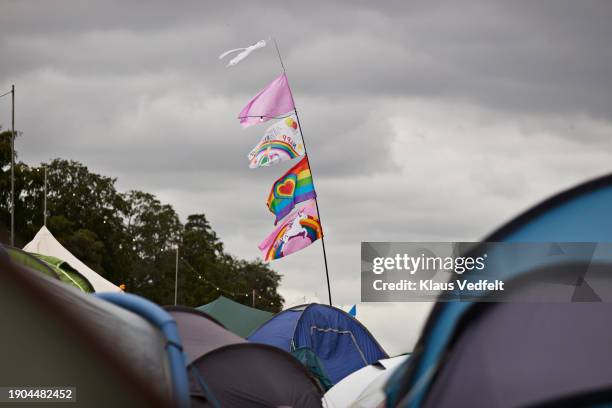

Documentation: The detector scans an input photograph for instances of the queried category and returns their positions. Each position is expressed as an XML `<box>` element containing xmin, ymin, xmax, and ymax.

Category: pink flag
<box><xmin>258</xmin><ymin>200</ymin><xmax>323</xmax><ymax>261</ymax></box>
<box><xmin>238</xmin><ymin>73</ymin><xmax>295</xmax><ymax>128</ymax></box>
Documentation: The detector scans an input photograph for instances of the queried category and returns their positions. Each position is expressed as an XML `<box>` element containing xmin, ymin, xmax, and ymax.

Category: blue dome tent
<box><xmin>385</xmin><ymin>173</ymin><xmax>612</xmax><ymax>408</ymax></box>
<box><xmin>248</xmin><ymin>303</ymin><xmax>388</xmax><ymax>384</ymax></box>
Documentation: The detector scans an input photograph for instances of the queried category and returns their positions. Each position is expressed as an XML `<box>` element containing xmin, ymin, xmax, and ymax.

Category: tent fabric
<box><xmin>385</xmin><ymin>173</ymin><xmax>612</xmax><ymax>408</ymax></box>
<box><xmin>197</xmin><ymin>295</ymin><xmax>272</xmax><ymax>337</ymax></box>
<box><xmin>166</xmin><ymin>306</ymin><xmax>324</xmax><ymax>407</ymax></box>
<box><xmin>35</xmin><ymin>253</ymin><xmax>94</xmax><ymax>293</ymax></box>
<box><xmin>293</xmin><ymin>347</ymin><xmax>334</xmax><ymax>392</ymax></box>
<box><xmin>4</xmin><ymin>245</ymin><xmax>58</xmax><ymax>279</ymax></box>
<box><xmin>23</xmin><ymin>225</ymin><xmax>121</xmax><ymax>292</ymax></box>
<box><xmin>354</xmin><ymin>356</ymin><xmax>411</xmax><ymax>408</ymax></box>
<box><xmin>421</xmin><ymin>301</ymin><xmax>612</xmax><ymax>408</ymax></box>
<box><xmin>4</xmin><ymin>245</ymin><xmax>94</xmax><ymax>292</ymax></box>
<box><xmin>165</xmin><ymin>305</ymin><xmax>242</xmax><ymax>364</ymax></box>
<box><xmin>250</xmin><ymin>307</ymin><xmax>302</xmax><ymax>349</ymax></box>
<box><xmin>324</xmin><ymin>355</ymin><xmax>409</xmax><ymax>408</ymax></box>
<box><xmin>191</xmin><ymin>344</ymin><xmax>323</xmax><ymax>408</ymax></box>
<box><xmin>0</xmin><ymin>250</ymin><xmax>174</xmax><ymax>407</ymax></box>
<box><xmin>248</xmin><ymin>303</ymin><xmax>388</xmax><ymax>384</ymax></box>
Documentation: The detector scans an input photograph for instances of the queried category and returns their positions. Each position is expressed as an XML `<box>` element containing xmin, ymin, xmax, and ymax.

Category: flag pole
<box><xmin>10</xmin><ymin>85</ymin><xmax>15</xmax><ymax>246</ymax></box>
<box><xmin>272</xmin><ymin>38</ymin><xmax>333</xmax><ymax>306</ymax></box>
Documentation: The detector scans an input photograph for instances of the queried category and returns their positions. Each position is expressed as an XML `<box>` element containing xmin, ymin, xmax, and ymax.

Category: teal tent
<box><xmin>292</xmin><ymin>347</ymin><xmax>333</xmax><ymax>391</ymax></box>
<box><xmin>197</xmin><ymin>296</ymin><xmax>272</xmax><ymax>337</ymax></box>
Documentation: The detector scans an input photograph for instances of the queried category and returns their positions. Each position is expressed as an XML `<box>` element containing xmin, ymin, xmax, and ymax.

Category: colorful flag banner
<box><xmin>238</xmin><ymin>73</ymin><xmax>295</xmax><ymax>128</ymax></box>
<box><xmin>248</xmin><ymin>114</ymin><xmax>304</xmax><ymax>168</ymax></box>
<box><xmin>219</xmin><ymin>40</ymin><xmax>267</xmax><ymax>67</ymax></box>
<box><xmin>258</xmin><ymin>200</ymin><xmax>323</xmax><ymax>261</ymax></box>
<box><xmin>267</xmin><ymin>157</ymin><xmax>316</xmax><ymax>224</ymax></box>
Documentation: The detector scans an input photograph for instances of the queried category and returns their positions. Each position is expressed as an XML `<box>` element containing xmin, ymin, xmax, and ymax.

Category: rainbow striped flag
<box><xmin>248</xmin><ymin>114</ymin><xmax>304</xmax><ymax>169</ymax></box>
<box><xmin>258</xmin><ymin>200</ymin><xmax>323</xmax><ymax>261</ymax></box>
<box><xmin>267</xmin><ymin>157</ymin><xmax>316</xmax><ymax>224</ymax></box>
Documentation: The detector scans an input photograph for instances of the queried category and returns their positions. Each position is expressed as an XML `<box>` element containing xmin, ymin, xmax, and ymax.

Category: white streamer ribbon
<box><xmin>219</xmin><ymin>40</ymin><xmax>267</xmax><ymax>67</ymax></box>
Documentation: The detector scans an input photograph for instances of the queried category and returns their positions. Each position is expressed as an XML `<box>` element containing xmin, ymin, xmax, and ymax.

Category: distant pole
<box><xmin>43</xmin><ymin>166</ymin><xmax>48</xmax><ymax>226</ymax></box>
<box><xmin>252</xmin><ymin>289</ymin><xmax>256</xmax><ymax>308</ymax></box>
<box><xmin>272</xmin><ymin>39</ymin><xmax>333</xmax><ymax>306</ymax></box>
<box><xmin>10</xmin><ymin>85</ymin><xmax>15</xmax><ymax>246</ymax></box>
<box><xmin>174</xmin><ymin>247</ymin><xmax>179</xmax><ymax>305</ymax></box>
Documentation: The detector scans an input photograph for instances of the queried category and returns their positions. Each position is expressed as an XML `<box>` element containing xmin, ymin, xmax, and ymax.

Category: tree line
<box><xmin>0</xmin><ymin>129</ymin><xmax>283</xmax><ymax>311</ymax></box>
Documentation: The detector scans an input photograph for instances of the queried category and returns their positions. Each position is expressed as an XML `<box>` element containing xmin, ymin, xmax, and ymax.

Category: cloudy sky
<box><xmin>2</xmin><ymin>0</ymin><xmax>612</xmax><ymax>354</ymax></box>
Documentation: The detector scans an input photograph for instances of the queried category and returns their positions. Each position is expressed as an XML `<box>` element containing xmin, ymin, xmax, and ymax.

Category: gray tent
<box><xmin>0</xmin><ymin>247</ymin><xmax>174</xmax><ymax>407</ymax></box>
<box><xmin>385</xmin><ymin>174</ymin><xmax>612</xmax><ymax>408</ymax></box>
<box><xmin>422</xmin><ymin>264</ymin><xmax>612</xmax><ymax>407</ymax></box>
<box><xmin>165</xmin><ymin>306</ymin><xmax>324</xmax><ymax>407</ymax></box>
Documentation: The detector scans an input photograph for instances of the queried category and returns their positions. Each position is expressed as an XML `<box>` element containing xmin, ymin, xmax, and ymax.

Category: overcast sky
<box><xmin>2</xmin><ymin>0</ymin><xmax>612</xmax><ymax>355</ymax></box>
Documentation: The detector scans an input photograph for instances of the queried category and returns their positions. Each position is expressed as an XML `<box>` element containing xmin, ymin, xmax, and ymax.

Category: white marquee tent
<box><xmin>23</xmin><ymin>226</ymin><xmax>121</xmax><ymax>292</ymax></box>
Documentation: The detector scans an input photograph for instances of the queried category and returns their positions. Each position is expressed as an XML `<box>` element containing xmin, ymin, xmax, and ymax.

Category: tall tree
<box><xmin>0</xmin><ymin>134</ymin><xmax>284</xmax><ymax>311</ymax></box>
<box><xmin>121</xmin><ymin>190</ymin><xmax>182</xmax><ymax>303</ymax></box>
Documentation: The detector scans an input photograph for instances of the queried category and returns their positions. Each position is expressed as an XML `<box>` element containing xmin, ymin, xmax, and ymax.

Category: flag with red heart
<box><xmin>266</xmin><ymin>157</ymin><xmax>316</xmax><ymax>225</ymax></box>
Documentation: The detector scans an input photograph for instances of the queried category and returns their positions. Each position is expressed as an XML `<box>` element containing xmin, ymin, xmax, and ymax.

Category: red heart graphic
<box><xmin>277</xmin><ymin>178</ymin><xmax>295</xmax><ymax>196</ymax></box>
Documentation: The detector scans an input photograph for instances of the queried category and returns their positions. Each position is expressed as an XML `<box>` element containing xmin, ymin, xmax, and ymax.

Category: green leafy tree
<box><xmin>123</xmin><ymin>190</ymin><xmax>182</xmax><ymax>260</ymax></box>
<box><xmin>121</xmin><ymin>190</ymin><xmax>182</xmax><ymax>303</ymax></box>
<box><xmin>0</xmin><ymin>133</ymin><xmax>284</xmax><ymax>311</ymax></box>
<box><xmin>0</xmin><ymin>129</ymin><xmax>24</xmax><ymax>244</ymax></box>
<box><xmin>228</xmin><ymin>258</ymin><xmax>284</xmax><ymax>312</ymax></box>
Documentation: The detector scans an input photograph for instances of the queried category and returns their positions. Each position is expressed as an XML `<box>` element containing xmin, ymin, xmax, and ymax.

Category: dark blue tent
<box><xmin>248</xmin><ymin>303</ymin><xmax>388</xmax><ymax>384</ymax></box>
<box><xmin>385</xmin><ymin>173</ymin><xmax>612</xmax><ymax>408</ymax></box>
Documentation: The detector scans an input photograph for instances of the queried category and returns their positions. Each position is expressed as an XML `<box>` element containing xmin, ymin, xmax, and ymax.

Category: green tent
<box><xmin>197</xmin><ymin>296</ymin><xmax>272</xmax><ymax>338</ymax></box>
<box><xmin>4</xmin><ymin>245</ymin><xmax>56</xmax><ymax>279</ymax></box>
<box><xmin>4</xmin><ymin>245</ymin><xmax>94</xmax><ymax>293</ymax></box>
<box><xmin>34</xmin><ymin>253</ymin><xmax>94</xmax><ymax>293</ymax></box>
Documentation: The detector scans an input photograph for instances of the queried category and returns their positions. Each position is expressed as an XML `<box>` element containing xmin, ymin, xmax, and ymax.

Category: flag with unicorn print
<box><xmin>248</xmin><ymin>114</ymin><xmax>304</xmax><ymax>169</ymax></box>
<box><xmin>258</xmin><ymin>200</ymin><xmax>323</xmax><ymax>261</ymax></box>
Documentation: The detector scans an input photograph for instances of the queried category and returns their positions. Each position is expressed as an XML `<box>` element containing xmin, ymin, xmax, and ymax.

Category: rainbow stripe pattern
<box><xmin>248</xmin><ymin>115</ymin><xmax>304</xmax><ymax>169</ymax></box>
<box><xmin>258</xmin><ymin>200</ymin><xmax>323</xmax><ymax>261</ymax></box>
<box><xmin>249</xmin><ymin>140</ymin><xmax>301</xmax><ymax>168</ymax></box>
<box><xmin>267</xmin><ymin>157</ymin><xmax>316</xmax><ymax>224</ymax></box>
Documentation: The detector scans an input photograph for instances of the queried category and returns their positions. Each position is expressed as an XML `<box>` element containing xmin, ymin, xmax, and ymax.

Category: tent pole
<box><xmin>273</xmin><ymin>38</ymin><xmax>333</xmax><ymax>306</ymax></box>
<box><xmin>174</xmin><ymin>246</ymin><xmax>179</xmax><ymax>305</ymax></box>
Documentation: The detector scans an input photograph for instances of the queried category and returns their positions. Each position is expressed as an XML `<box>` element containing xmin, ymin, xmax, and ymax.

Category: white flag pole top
<box><xmin>219</xmin><ymin>40</ymin><xmax>267</xmax><ymax>67</ymax></box>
